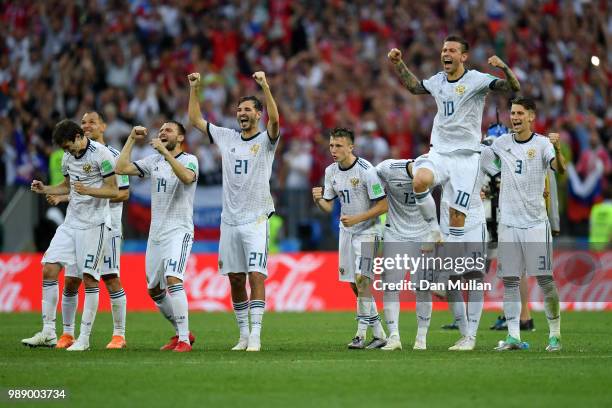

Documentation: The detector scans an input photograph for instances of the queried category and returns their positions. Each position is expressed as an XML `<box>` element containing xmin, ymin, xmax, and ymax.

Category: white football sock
<box><xmin>42</xmin><ymin>280</ymin><xmax>59</xmax><ymax>337</ymax></box>
<box><xmin>415</xmin><ymin>290</ymin><xmax>432</xmax><ymax>340</ymax></box>
<box><xmin>447</xmin><ymin>288</ymin><xmax>468</xmax><ymax>337</ymax></box>
<box><xmin>61</xmin><ymin>288</ymin><xmax>78</xmax><ymax>336</ymax></box>
<box><xmin>249</xmin><ymin>300</ymin><xmax>265</xmax><ymax>338</ymax></box>
<box><xmin>414</xmin><ymin>189</ymin><xmax>440</xmax><ymax>232</ymax></box>
<box><xmin>168</xmin><ymin>284</ymin><xmax>190</xmax><ymax>343</ymax></box>
<box><xmin>536</xmin><ymin>275</ymin><xmax>561</xmax><ymax>338</ymax></box>
<box><xmin>79</xmin><ymin>286</ymin><xmax>100</xmax><ymax>341</ymax></box>
<box><xmin>503</xmin><ymin>277</ymin><xmax>521</xmax><ymax>340</ymax></box>
<box><xmin>151</xmin><ymin>291</ymin><xmax>177</xmax><ymax>334</ymax></box>
<box><xmin>232</xmin><ymin>300</ymin><xmax>250</xmax><ymax>338</ymax></box>
<box><xmin>466</xmin><ymin>276</ymin><xmax>484</xmax><ymax>338</ymax></box>
<box><xmin>109</xmin><ymin>289</ymin><xmax>127</xmax><ymax>337</ymax></box>
<box><xmin>356</xmin><ymin>297</ymin><xmax>371</xmax><ymax>338</ymax></box>
<box><xmin>370</xmin><ymin>299</ymin><xmax>386</xmax><ymax>339</ymax></box>
<box><xmin>384</xmin><ymin>291</ymin><xmax>400</xmax><ymax>337</ymax></box>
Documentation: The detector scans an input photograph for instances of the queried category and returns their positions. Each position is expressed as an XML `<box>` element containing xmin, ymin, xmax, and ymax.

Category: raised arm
<box><xmin>548</xmin><ymin>133</ymin><xmax>566</xmax><ymax>175</ymax></box>
<box><xmin>252</xmin><ymin>71</ymin><xmax>280</xmax><ymax>140</ymax></box>
<box><xmin>312</xmin><ymin>186</ymin><xmax>334</xmax><ymax>213</ymax></box>
<box><xmin>116</xmin><ymin>126</ymin><xmax>147</xmax><ymax>176</ymax></box>
<box><xmin>387</xmin><ymin>48</ymin><xmax>429</xmax><ymax>95</ymax></box>
<box><xmin>149</xmin><ymin>139</ymin><xmax>196</xmax><ymax>185</ymax></box>
<box><xmin>487</xmin><ymin>56</ymin><xmax>521</xmax><ymax>93</ymax></box>
<box><xmin>188</xmin><ymin>73</ymin><xmax>209</xmax><ymax>134</ymax></box>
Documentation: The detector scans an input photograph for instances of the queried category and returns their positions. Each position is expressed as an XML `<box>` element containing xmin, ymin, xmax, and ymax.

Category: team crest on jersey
<box><xmin>83</xmin><ymin>163</ymin><xmax>92</xmax><ymax>173</ymax></box>
<box><xmin>250</xmin><ymin>144</ymin><xmax>260</xmax><ymax>155</ymax></box>
<box><xmin>455</xmin><ymin>84</ymin><xmax>466</xmax><ymax>95</ymax></box>
<box><xmin>527</xmin><ymin>148</ymin><xmax>536</xmax><ymax>159</ymax></box>
<box><xmin>350</xmin><ymin>178</ymin><xmax>360</xmax><ymax>187</ymax></box>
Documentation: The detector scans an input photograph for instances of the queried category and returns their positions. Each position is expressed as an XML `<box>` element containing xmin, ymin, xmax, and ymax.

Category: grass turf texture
<box><xmin>1</xmin><ymin>311</ymin><xmax>611</xmax><ymax>407</ymax></box>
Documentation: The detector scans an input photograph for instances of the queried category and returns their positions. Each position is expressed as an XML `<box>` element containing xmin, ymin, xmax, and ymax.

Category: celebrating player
<box><xmin>46</xmin><ymin>111</ymin><xmax>130</xmax><ymax>350</ymax></box>
<box><xmin>483</xmin><ymin>97</ymin><xmax>566</xmax><ymax>351</ymax></box>
<box><xmin>388</xmin><ymin>36</ymin><xmax>520</xmax><ymax>244</ymax></box>
<box><xmin>313</xmin><ymin>128</ymin><xmax>388</xmax><ymax>349</ymax></box>
<box><xmin>188</xmin><ymin>70</ymin><xmax>279</xmax><ymax>352</ymax></box>
<box><xmin>375</xmin><ymin>159</ymin><xmax>430</xmax><ymax>350</ymax></box>
<box><xmin>22</xmin><ymin>120</ymin><xmax>118</xmax><ymax>351</ymax></box>
<box><xmin>116</xmin><ymin>122</ymin><xmax>198</xmax><ymax>352</ymax></box>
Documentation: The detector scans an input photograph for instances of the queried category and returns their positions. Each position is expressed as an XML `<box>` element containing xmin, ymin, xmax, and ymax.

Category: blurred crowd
<box><xmin>0</xmin><ymin>0</ymin><xmax>610</xmax><ymax>235</ymax></box>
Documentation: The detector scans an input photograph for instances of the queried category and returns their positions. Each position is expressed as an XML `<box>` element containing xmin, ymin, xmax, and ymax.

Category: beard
<box><xmin>165</xmin><ymin>141</ymin><xmax>177</xmax><ymax>151</ymax></box>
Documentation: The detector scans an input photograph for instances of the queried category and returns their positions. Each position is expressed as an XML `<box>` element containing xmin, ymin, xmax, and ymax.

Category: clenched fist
<box><xmin>150</xmin><ymin>138</ymin><xmax>169</xmax><ymax>155</ymax></box>
<box><xmin>31</xmin><ymin>180</ymin><xmax>46</xmax><ymax>194</ymax></box>
<box><xmin>388</xmin><ymin>48</ymin><xmax>402</xmax><ymax>65</ymax></box>
<box><xmin>129</xmin><ymin>126</ymin><xmax>147</xmax><ymax>140</ymax></box>
<box><xmin>312</xmin><ymin>186</ymin><xmax>324</xmax><ymax>202</ymax></box>
<box><xmin>548</xmin><ymin>132</ymin><xmax>561</xmax><ymax>149</ymax></box>
<box><xmin>487</xmin><ymin>55</ymin><xmax>507</xmax><ymax>69</ymax></box>
<box><xmin>252</xmin><ymin>71</ymin><xmax>268</xmax><ymax>88</ymax></box>
<box><xmin>188</xmin><ymin>72</ymin><xmax>201</xmax><ymax>87</ymax></box>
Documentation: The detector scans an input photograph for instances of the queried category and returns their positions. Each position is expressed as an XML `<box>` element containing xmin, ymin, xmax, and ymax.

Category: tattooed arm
<box><xmin>487</xmin><ymin>56</ymin><xmax>521</xmax><ymax>92</ymax></box>
<box><xmin>388</xmin><ymin>48</ymin><xmax>429</xmax><ymax>95</ymax></box>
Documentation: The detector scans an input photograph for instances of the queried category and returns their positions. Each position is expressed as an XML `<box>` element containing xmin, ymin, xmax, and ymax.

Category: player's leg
<box><xmin>413</xmin><ymin>152</ymin><xmax>449</xmax><ymax>242</ymax></box>
<box><xmin>219</xmin><ymin>221</ymin><xmax>250</xmax><ymax>349</ymax></box>
<box><xmin>247</xmin><ymin>272</ymin><xmax>266</xmax><ymax>351</ymax></box>
<box><xmin>57</xmin><ymin>272</ymin><xmax>81</xmax><ymax>348</ymax></box>
<box><xmin>22</xmin><ymin>224</ymin><xmax>76</xmax><ymax>347</ymax></box>
<box><xmin>361</xmin><ymin>235</ymin><xmax>386</xmax><ymax>347</ymax></box>
<box><xmin>102</xmin><ymin>232</ymin><xmax>127</xmax><ymax>349</ymax></box>
<box><xmin>338</xmin><ymin>229</ymin><xmax>363</xmax><ymax>347</ymax></box>
<box><xmin>380</xmin><ymin>235</ymin><xmax>403</xmax><ymax>350</ymax></box>
<box><xmin>446</xmin><ymin>152</ymin><xmax>480</xmax><ymax>242</ymax></box>
<box><xmin>519</xmin><ymin>278</ymin><xmax>535</xmax><ymax>331</ymax></box>
<box><xmin>164</xmin><ymin>232</ymin><xmax>194</xmax><ymax>352</ymax></box>
<box><xmin>66</xmin><ymin>272</ymin><xmax>99</xmax><ymax>351</ymax></box>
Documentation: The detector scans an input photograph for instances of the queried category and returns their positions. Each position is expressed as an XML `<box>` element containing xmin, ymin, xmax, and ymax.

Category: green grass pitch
<box><xmin>1</xmin><ymin>311</ymin><xmax>611</xmax><ymax>407</ymax></box>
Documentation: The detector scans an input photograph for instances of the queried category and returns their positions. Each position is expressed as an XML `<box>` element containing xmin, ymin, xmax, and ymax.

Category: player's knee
<box><xmin>64</xmin><ymin>276</ymin><xmax>81</xmax><ymax>293</ymax></box>
<box><xmin>228</xmin><ymin>273</ymin><xmax>247</xmax><ymax>288</ymax></box>
<box><xmin>248</xmin><ymin>272</ymin><xmax>265</xmax><ymax>286</ymax></box>
<box><xmin>354</xmin><ymin>274</ymin><xmax>370</xmax><ymax>292</ymax></box>
<box><xmin>102</xmin><ymin>275</ymin><xmax>122</xmax><ymax>292</ymax></box>
<box><xmin>502</xmin><ymin>276</ymin><xmax>520</xmax><ymax>288</ymax></box>
<box><xmin>83</xmin><ymin>273</ymin><xmax>99</xmax><ymax>288</ymax></box>
<box><xmin>413</xmin><ymin>170</ymin><xmax>433</xmax><ymax>193</ymax></box>
<box><xmin>166</xmin><ymin>276</ymin><xmax>183</xmax><ymax>286</ymax></box>
<box><xmin>449</xmin><ymin>208</ymin><xmax>466</xmax><ymax>227</ymax></box>
<box><xmin>148</xmin><ymin>286</ymin><xmax>163</xmax><ymax>299</ymax></box>
<box><xmin>42</xmin><ymin>263</ymin><xmax>61</xmax><ymax>280</ymax></box>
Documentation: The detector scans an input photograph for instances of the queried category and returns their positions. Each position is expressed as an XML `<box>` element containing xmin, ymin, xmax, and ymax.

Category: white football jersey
<box><xmin>487</xmin><ymin>133</ymin><xmax>556</xmax><ymax>227</ymax></box>
<box><xmin>375</xmin><ymin>159</ymin><xmax>428</xmax><ymax>238</ymax></box>
<box><xmin>323</xmin><ymin>157</ymin><xmax>386</xmax><ymax>234</ymax></box>
<box><xmin>207</xmin><ymin>123</ymin><xmax>278</xmax><ymax>226</ymax></box>
<box><xmin>422</xmin><ymin>70</ymin><xmax>499</xmax><ymax>153</ymax></box>
<box><xmin>133</xmin><ymin>152</ymin><xmax>198</xmax><ymax>241</ymax></box>
<box><xmin>107</xmin><ymin>144</ymin><xmax>130</xmax><ymax>232</ymax></box>
<box><xmin>61</xmin><ymin>139</ymin><xmax>114</xmax><ymax>229</ymax></box>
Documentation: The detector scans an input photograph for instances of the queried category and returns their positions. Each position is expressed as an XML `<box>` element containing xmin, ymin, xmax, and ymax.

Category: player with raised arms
<box><xmin>188</xmin><ymin>71</ymin><xmax>279</xmax><ymax>352</ymax></box>
<box><xmin>313</xmin><ymin>128</ymin><xmax>388</xmax><ymax>349</ymax></box>
<box><xmin>116</xmin><ymin>122</ymin><xmax>198</xmax><ymax>352</ymax></box>
<box><xmin>483</xmin><ymin>97</ymin><xmax>566</xmax><ymax>351</ymax></box>
<box><xmin>388</xmin><ymin>36</ymin><xmax>520</xmax><ymax>245</ymax></box>
<box><xmin>22</xmin><ymin>119</ymin><xmax>118</xmax><ymax>351</ymax></box>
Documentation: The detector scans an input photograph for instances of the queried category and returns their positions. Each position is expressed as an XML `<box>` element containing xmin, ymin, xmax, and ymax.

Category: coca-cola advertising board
<box><xmin>0</xmin><ymin>251</ymin><xmax>610</xmax><ymax>312</ymax></box>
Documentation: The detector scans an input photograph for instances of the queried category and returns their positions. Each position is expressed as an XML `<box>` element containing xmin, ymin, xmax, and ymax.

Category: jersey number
<box><xmin>234</xmin><ymin>159</ymin><xmax>249</xmax><ymax>174</ymax></box>
<box><xmin>515</xmin><ymin>159</ymin><xmax>523</xmax><ymax>174</ymax></box>
<box><xmin>340</xmin><ymin>189</ymin><xmax>350</xmax><ymax>204</ymax></box>
<box><xmin>404</xmin><ymin>192</ymin><xmax>416</xmax><ymax>205</ymax></box>
<box><xmin>443</xmin><ymin>101</ymin><xmax>455</xmax><ymax>117</ymax></box>
<box><xmin>157</xmin><ymin>178</ymin><xmax>167</xmax><ymax>192</ymax></box>
<box><xmin>454</xmin><ymin>190</ymin><xmax>470</xmax><ymax>208</ymax></box>
<box><xmin>248</xmin><ymin>252</ymin><xmax>267</xmax><ymax>268</ymax></box>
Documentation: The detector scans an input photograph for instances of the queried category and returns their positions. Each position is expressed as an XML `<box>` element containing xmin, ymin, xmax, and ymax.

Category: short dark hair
<box><xmin>52</xmin><ymin>119</ymin><xmax>84</xmax><ymax>146</ymax></box>
<box><xmin>330</xmin><ymin>127</ymin><xmax>355</xmax><ymax>143</ymax></box>
<box><xmin>511</xmin><ymin>96</ymin><xmax>536</xmax><ymax>112</ymax></box>
<box><xmin>238</xmin><ymin>96</ymin><xmax>263</xmax><ymax>112</ymax></box>
<box><xmin>167</xmin><ymin>120</ymin><xmax>186</xmax><ymax>135</ymax></box>
<box><xmin>444</xmin><ymin>35</ymin><xmax>469</xmax><ymax>53</ymax></box>
<box><xmin>84</xmin><ymin>111</ymin><xmax>105</xmax><ymax>123</ymax></box>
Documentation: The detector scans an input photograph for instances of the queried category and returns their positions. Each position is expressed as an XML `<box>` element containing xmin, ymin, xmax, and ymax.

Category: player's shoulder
<box><xmin>177</xmin><ymin>151</ymin><xmax>197</xmax><ymax>161</ymax></box>
<box><xmin>106</xmin><ymin>144</ymin><xmax>120</xmax><ymax>157</ymax></box>
<box><xmin>356</xmin><ymin>157</ymin><xmax>374</xmax><ymax>170</ymax></box>
<box><xmin>533</xmin><ymin>132</ymin><xmax>551</xmax><ymax>145</ymax></box>
<box><xmin>324</xmin><ymin>162</ymin><xmax>338</xmax><ymax>174</ymax></box>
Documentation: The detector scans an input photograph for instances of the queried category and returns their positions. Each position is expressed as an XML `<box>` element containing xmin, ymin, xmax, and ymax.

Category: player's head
<box><xmin>237</xmin><ymin>96</ymin><xmax>263</xmax><ymax>131</ymax></box>
<box><xmin>329</xmin><ymin>127</ymin><xmax>354</xmax><ymax>163</ymax></box>
<box><xmin>510</xmin><ymin>96</ymin><xmax>536</xmax><ymax>134</ymax></box>
<box><xmin>81</xmin><ymin>111</ymin><xmax>106</xmax><ymax>142</ymax></box>
<box><xmin>158</xmin><ymin>120</ymin><xmax>186</xmax><ymax>151</ymax></box>
<box><xmin>441</xmin><ymin>35</ymin><xmax>469</xmax><ymax>74</ymax></box>
<box><xmin>53</xmin><ymin>119</ymin><xmax>87</xmax><ymax>157</ymax></box>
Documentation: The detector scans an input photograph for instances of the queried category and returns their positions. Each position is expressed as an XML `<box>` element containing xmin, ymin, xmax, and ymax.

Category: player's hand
<box><xmin>312</xmin><ymin>186</ymin><xmax>323</xmax><ymax>202</ymax></box>
<box><xmin>129</xmin><ymin>126</ymin><xmax>147</xmax><ymax>140</ymax></box>
<box><xmin>150</xmin><ymin>138</ymin><xmax>169</xmax><ymax>155</ymax></box>
<box><xmin>340</xmin><ymin>215</ymin><xmax>360</xmax><ymax>227</ymax></box>
<box><xmin>548</xmin><ymin>132</ymin><xmax>561</xmax><ymax>149</ymax></box>
<box><xmin>73</xmin><ymin>182</ymin><xmax>89</xmax><ymax>195</ymax></box>
<box><xmin>252</xmin><ymin>71</ymin><xmax>268</xmax><ymax>88</ymax></box>
<box><xmin>31</xmin><ymin>180</ymin><xmax>46</xmax><ymax>194</ymax></box>
<box><xmin>46</xmin><ymin>194</ymin><xmax>64</xmax><ymax>206</ymax></box>
<box><xmin>487</xmin><ymin>55</ymin><xmax>507</xmax><ymax>69</ymax></box>
<box><xmin>388</xmin><ymin>48</ymin><xmax>402</xmax><ymax>65</ymax></box>
<box><xmin>188</xmin><ymin>72</ymin><xmax>201</xmax><ymax>87</ymax></box>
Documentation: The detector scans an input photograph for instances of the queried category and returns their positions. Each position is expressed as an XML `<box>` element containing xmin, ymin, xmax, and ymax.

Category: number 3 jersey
<box><xmin>323</xmin><ymin>157</ymin><xmax>386</xmax><ymax>234</ymax></box>
<box><xmin>206</xmin><ymin>123</ymin><xmax>278</xmax><ymax>226</ymax></box>
<box><xmin>133</xmin><ymin>152</ymin><xmax>198</xmax><ymax>241</ymax></box>
<box><xmin>485</xmin><ymin>132</ymin><xmax>556</xmax><ymax>228</ymax></box>
<box><xmin>422</xmin><ymin>70</ymin><xmax>499</xmax><ymax>153</ymax></box>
